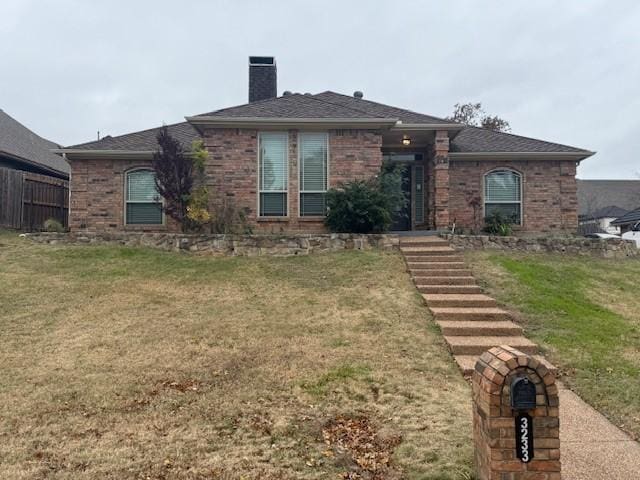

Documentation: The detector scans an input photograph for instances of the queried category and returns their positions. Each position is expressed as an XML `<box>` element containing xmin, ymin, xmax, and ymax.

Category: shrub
<box><xmin>483</xmin><ymin>211</ymin><xmax>513</xmax><ymax>236</ymax></box>
<box><xmin>325</xmin><ymin>163</ymin><xmax>407</xmax><ymax>234</ymax></box>
<box><xmin>43</xmin><ymin>218</ymin><xmax>65</xmax><ymax>233</ymax></box>
<box><xmin>210</xmin><ymin>198</ymin><xmax>252</xmax><ymax>234</ymax></box>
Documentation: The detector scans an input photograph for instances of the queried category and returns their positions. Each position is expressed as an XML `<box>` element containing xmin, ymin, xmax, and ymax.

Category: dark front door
<box><xmin>391</xmin><ymin>165</ymin><xmax>411</xmax><ymax>231</ymax></box>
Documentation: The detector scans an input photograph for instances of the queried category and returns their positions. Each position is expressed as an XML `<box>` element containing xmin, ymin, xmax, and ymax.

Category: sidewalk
<box><xmin>560</xmin><ymin>384</ymin><xmax>640</xmax><ymax>480</ymax></box>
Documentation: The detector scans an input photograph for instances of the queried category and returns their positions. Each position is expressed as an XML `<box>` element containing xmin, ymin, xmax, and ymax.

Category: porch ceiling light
<box><xmin>402</xmin><ymin>136</ymin><xmax>411</xmax><ymax>146</ymax></box>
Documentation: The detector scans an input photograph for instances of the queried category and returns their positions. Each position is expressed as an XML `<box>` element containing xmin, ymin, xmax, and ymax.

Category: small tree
<box><xmin>151</xmin><ymin>126</ymin><xmax>194</xmax><ymax>231</ymax></box>
<box><xmin>447</xmin><ymin>102</ymin><xmax>511</xmax><ymax>132</ymax></box>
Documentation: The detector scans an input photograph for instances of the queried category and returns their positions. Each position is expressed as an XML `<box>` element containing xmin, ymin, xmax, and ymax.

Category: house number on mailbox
<box><xmin>515</xmin><ymin>413</ymin><xmax>534</xmax><ymax>463</ymax></box>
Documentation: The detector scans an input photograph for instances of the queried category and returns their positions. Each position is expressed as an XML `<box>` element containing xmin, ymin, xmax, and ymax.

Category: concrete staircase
<box><xmin>400</xmin><ymin>235</ymin><xmax>556</xmax><ymax>377</ymax></box>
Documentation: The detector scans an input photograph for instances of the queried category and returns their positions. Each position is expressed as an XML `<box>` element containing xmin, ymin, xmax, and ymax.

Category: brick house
<box><xmin>57</xmin><ymin>57</ymin><xmax>594</xmax><ymax>234</ymax></box>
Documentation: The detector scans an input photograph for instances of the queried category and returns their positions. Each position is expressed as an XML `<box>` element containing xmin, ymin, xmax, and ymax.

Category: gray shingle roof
<box><xmin>64</xmin><ymin>91</ymin><xmax>591</xmax><ymax>157</ymax></box>
<box><xmin>450</xmin><ymin>126</ymin><xmax>588</xmax><ymax>154</ymax></box>
<box><xmin>610</xmin><ymin>207</ymin><xmax>640</xmax><ymax>226</ymax></box>
<box><xmin>577</xmin><ymin>180</ymin><xmax>640</xmax><ymax>215</ymax></box>
<box><xmin>580</xmin><ymin>205</ymin><xmax>629</xmax><ymax>220</ymax></box>
<box><xmin>68</xmin><ymin>122</ymin><xmax>199</xmax><ymax>151</ymax></box>
<box><xmin>0</xmin><ymin>109</ymin><xmax>69</xmax><ymax>175</ymax></box>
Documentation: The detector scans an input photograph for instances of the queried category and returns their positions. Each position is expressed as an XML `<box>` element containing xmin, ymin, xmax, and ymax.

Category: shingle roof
<box><xmin>577</xmin><ymin>180</ymin><xmax>640</xmax><ymax>215</ymax></box>
<box><xmin>0</xmin><ymin>109</ymin><xmax>69</xmax><ymax>175</ymax></box>
<box><xmin>579</xmin><ymin>205</ymin><xmax>629</xmax><ymax>220</ymax></box>
<box><xmin>67</xmin><ymin>122</ymin><xmax>199</xmax><ymax>151</ymax></box>
<box><xmin>450</xmin><ymin>126</ymin><xmax>588</xmax><ymax>154</ymax></box>
<box><xmin>610</xmin><ymin>208</ymin><xmax>640</xmax><ymax>226</ymax></box>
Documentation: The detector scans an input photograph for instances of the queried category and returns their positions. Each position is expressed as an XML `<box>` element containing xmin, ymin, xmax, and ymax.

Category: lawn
<box><xmin>0</xmin><ymin>230</ymin><xmax>473</xmax><ymax>480</ymax></box>
<box><xmin>466</xmin><ymin>250</ymin><xmax>640</xmax><ymax>440</ymax></box>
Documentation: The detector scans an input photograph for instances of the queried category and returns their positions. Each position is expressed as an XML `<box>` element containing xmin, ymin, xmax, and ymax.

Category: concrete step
<box><xmin>399</xmin><ymin>237</ymin><xmax>449</xmax><ymax>247</ymax></box>
<box><xmin>436</xmin><ymin>320</ymin><xmax>523</xmax><ymax>337</ymax></box>
<box><xmin>429</xmin><ymin>307</ymin><xmax>512</xmax><ymax>321</ymax></box>
<box><xmin>400</xmin><ymin>246</ymin><xmax>456</xmax><ymax>255</ymax></box>
<box><xmin>418</xmin><ymin>285</ymin><xmax>484</xmax><ymax>294</ymax></box>
<box><xmin>414</xmin><ymin>276</ymin><xmax>476</xmax><ymax>285</ymax></box>
<box><xmin>444</xmin><ymin>335</ymin><xmax>538</xmax><ymax>355</ymax></box>
<box><xmin>454</xmin><ymin>354</ymin><xmax>558</xmax><ymax>377</ymax></box>
<box><xmin>407</xmin><ymin>261</ymin><xmax>467</xmax><ymax>270</ymax></box>
<box><xmin>405</xmin><ymin>255</ymin><xmax>464</xmax><ymax>263</ymax></box>
<box><xmin>411</xmin><ymin>269</ymin><xmax>473</xmax><ymax>277</ymax></box>
<box><xmin>423</xmin><ymin>293</ymin><xmax>497</xmax><ymax>308</ymax></box>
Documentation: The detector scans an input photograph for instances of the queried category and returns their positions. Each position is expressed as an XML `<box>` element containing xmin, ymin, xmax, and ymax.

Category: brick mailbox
<box><xmin>472</xmin><ymin>346</ymin><xmax>560</xmax><ymax>480</ymax></box>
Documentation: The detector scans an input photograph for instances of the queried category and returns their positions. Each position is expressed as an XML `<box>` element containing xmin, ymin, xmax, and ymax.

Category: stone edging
<box><xmin>25</xmin><ymin>232</ymin><xmax>400</xmax><ymax>256</ymax></box>
<box><xmin>441</xmin><ymin>233</ymin><xmax>639</xmax><ymax>258</ymax></box>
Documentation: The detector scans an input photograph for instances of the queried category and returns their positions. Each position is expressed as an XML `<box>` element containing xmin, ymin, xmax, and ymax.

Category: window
<box><xmin>259</xmin><ymin>132</ymin><xmax>288</xmax><ymax>216</ymax></box>
<box><xmin>125</xmin><ymin>169</ymin><xmax>163</xmax><ymax>225</ymax></box>
<box><xmin>299</xmin><ymin>133</ymin><xmax>328</xmax><ymax>216</ymax></box>
<box><xmin>484</xmin><ymin>169</ymin><xmax>522</xmax><ymax>224</ymax></box>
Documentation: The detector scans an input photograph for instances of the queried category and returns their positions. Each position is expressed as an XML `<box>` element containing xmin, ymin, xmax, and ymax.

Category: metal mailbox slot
<box><xmin>510</xmin><ymin>377</ymin><xmax>537</xmax><ymax>411</ymax></box>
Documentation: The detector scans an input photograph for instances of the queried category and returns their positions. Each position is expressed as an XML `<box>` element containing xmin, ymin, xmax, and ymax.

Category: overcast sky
<box><xmin>1</xmin><ymin>0</ymin><xmax>638</xmax><ymax>179</ymax></box>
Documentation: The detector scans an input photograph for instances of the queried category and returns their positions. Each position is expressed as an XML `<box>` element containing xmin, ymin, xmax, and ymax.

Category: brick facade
<box><xmin>449</xmin><ymin>159</ymin><xmax>578</xmax><ymax>233</ymax></box>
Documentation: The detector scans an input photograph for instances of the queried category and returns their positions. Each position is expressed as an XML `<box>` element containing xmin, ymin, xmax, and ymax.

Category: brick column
<box><xmin>433</xmin><ymin>130</ymin><xmax>450</xmax><ymax>229</ymax></box>
<box><xmin>473</xmin><ymin>346</ymin><xmax>560</xmax><ymax>480</ymax></box>
<box><xmin>559</xmin><ymin>161</ymin><xmax>578</xmax><ymax>233</ymax></box>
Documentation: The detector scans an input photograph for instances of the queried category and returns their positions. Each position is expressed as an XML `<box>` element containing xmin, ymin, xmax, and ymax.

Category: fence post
<box><xmin>472</xmin><ymin>346</ymin><xmax>560</xmax><ymax>479</ymax></box>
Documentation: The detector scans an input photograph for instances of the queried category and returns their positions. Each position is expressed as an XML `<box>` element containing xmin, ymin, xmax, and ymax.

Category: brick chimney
<box><xmin>249</xmin><ymin>56</ymin><xmax>277</xmax><ymax>103</ymax></box>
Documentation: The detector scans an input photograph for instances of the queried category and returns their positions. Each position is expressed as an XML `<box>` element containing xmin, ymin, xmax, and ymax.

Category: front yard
<box><xmin>466</xmin><ymin>250</ymin><xmax>640</xmax><ymax>440</ymax></box>
<box><xmin>0</xmin><ymin>231</ymin><xmax>473</xmax><ymax>480</ymax></box>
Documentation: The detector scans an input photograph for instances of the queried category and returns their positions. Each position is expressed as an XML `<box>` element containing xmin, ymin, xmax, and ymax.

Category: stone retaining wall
<box><xmin>442</xmin><ymin>233</ymin><xmax>639</xmax><ymax>258</ymax></box>
<box><xmin>26</xmin><ymin>232</ymin><xmax>400</xmax><ymax>256</ymax></box>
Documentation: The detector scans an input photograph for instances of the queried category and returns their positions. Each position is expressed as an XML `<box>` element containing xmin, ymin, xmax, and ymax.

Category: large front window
<box><xmin>299</xmin><ymin>133</ymin><xmax>328</xmax><ymax>216</ymax></box>
<box><xmin>125</xmin><ymin>169</ymin><xmax>162</xmax><ymax>225</ymax></box>
<box><xmin>259</xmin><ymin>132</ymin><xmax>288</xmax><ymax>216</ymax></box>
<box><xmin>484</xmin><ymin>169</ymin><xmax>522</xmax><ymax>225</ymax></box>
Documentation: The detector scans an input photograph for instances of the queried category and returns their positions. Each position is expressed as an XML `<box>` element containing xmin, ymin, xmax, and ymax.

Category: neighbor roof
<box><xmin>62</xmin><ymin>91</ymin><xmax>592</xmax><ymax>158</ymax></box>
<box><xmin>610</xmin><ymin>207</ymin><xmax>640</xmax><ymax>227</ymax></box>
<box><xmin>579</xmin><ymin>205</ymin><xmax>629</xmax><ymax>220</ymax></box>
<box><xmin>577</xmin><ymin>180</ymin><xmax>640</xmax><ymax>215</ymax></box>
<box><xmin>0</xmin><ymin>109</ymin><xmax>69</xmax><ymax>176</ymax></box>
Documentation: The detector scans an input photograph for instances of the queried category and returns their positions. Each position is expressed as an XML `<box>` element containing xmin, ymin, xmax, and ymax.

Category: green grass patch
<box><xmin>300</xmin><ymin>364</ymin><xmax>372</xmax><ymax>396</ymax></box>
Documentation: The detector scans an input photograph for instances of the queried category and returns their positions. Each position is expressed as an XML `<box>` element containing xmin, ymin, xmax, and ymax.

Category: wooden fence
<box><xmin>0</xmin><ymin>167</ymin><xmax>69</xmax><ymax>231</ymax></box>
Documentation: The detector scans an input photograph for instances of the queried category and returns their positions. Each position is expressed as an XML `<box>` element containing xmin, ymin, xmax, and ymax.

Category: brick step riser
<box><xmin>438</xmin><ymin>325</ymin><xmax>523</xmax><ymax>336</ymax></box>
<box><xmin>410</xmin><ymin>270</ymin><xmax>473</xmax><ymax>277</ymax></box>
<box><xmin>426</xmin><ymin>299</ymin><xmax>498</xmax><ymax>308</ymax></box>
<box><xmin>406</xmin><ymin>263</ymin><xmax>467</xmax><ymax>270</ymax></box>
<box><xmin>399</xmin><ymin>242</ymin><xmax>450</xmax><ymax>248</ymax></box>
<box><xmin>418</xmin><ymin>286</ymin><xmax>484</xmax><ymax>294</ymax></box>
<box><xmin>414</xmin><ymin>277</ymin><xmax>476</xmax><ymax>285</ymax></box>
<box><xmin>433</xmin><ymin>312</ymin><xmax>512</xmax><ymax>322</ymax></box>
<box><xmin>454</xmin><ymin>356</ymin><xmax>558</xmax><ymax>377</ymax></box>
<box><xmin>405</xmin><ymin>256</ymin><xmax>464</xmax><ymax>263</ymax></box>
<box><xmin>399</xmin><ymin>250</ymin><xmax>457</xmax><ymax>256</ymax></box>
<box><xmin>449</xmin><ymin>344</ymin><xmax>538</xmax><ymax>356</ymax></box>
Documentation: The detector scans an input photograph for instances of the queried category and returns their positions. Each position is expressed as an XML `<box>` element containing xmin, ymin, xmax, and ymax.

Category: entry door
<box><xmin>391</xmin><ymin>165</ymin><xmax>412</xmax><ymax>231</ymax></box>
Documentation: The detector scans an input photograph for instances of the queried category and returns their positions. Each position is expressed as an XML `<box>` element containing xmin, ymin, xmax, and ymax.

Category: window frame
<box><xmin>297</xmin><ymin>132</ymin><xmax>329</xmax><ymax>217</ymax></box>
<box><xmin>482</xmin><ymin>168</ymin><xmax>523</xmax><ymax>226</ymax></box>
<box><xmin>124</xmin><ymin>167</ymin><xmax>164</xmax><ymax>226</ymax></box>
<box><xmin>257</xmin><ymin>131</ymin><xmax>289</xmax><ymax>218</ymax></box>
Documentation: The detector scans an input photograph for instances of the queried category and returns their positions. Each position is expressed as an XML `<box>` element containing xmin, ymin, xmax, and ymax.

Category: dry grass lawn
<box><xmin>0</xmin><ymin>231</ymin><xmax>473</xmax><ymax>480</ymax></box>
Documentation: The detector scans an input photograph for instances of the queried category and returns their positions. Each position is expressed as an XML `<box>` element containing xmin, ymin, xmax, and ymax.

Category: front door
<box><xmin>391</xmin><ymin>165</ymin><xmax>412</xmax><ymax>231</ymax></box>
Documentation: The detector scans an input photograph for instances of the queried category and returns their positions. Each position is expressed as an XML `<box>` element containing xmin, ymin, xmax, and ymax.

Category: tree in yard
<box><xmin>151</xmin><ymin>126</ymin><xmax>194</xmax><ymax>231</ymax></box>
<box><xmin>447</xmin><ymin>102</ymin><xmax>511</xmax><ymax>132</ymax></box>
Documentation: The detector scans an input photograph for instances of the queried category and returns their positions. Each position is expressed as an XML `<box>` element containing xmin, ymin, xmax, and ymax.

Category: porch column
<box><xmin>433</xmin><ymin>130</ymin><xmax>450</xmax><ymax>229</ymax></box>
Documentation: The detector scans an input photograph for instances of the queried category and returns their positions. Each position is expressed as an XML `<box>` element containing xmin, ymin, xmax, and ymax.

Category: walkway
<box><xmin>399</xmin><ymin>235</ymin><xmax>640</xmax><ymax>480</ymax></box>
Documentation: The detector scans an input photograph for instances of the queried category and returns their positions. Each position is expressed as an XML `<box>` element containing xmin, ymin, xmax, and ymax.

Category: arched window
<box><xmin>484</xmin><ymin>169</ymin><xmax>522</xmax><ymax>225</ymax></box>
<box><xmin>125</xmin><ymin>169</ymin><xmax>163</xmax><ymax>225</ymax></box>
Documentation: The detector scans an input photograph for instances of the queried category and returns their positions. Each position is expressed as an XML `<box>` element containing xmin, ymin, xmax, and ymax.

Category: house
<box><xmin>0</xmin><ymin>109</ymin><xmax>69</xmax><ymax>230</ymax></box>
<box><xmin>56</xmin><ymin>57</ymin><xmax>594</xmax><ymax>234</ymax></box>
<box><xmin>577</xmin><ymin>179</ymin><xmax>640</xmax><ymax>216</ymax></box>
<box><xmin>578</xmin><ymin>205</ymin><xmax>629</xmax><ymax>235</ymax></box>
<box><xmin>611</xmin><ymin>208</ymin><xmax>640</xmax><ymax>234</ymax></box>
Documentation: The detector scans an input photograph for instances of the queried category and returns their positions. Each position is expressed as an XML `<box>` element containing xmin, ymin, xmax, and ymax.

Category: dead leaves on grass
<box><xmin>322</xmin><ymin>415</ymin><xmax>402</xmax><ymax>479</ymax></box>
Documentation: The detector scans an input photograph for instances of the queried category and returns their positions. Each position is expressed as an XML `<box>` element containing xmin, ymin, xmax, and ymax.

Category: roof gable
<box><xmin>0</xmin><ymin>109</ymin><xmax>69</xmax><ymax>175</ymax></box>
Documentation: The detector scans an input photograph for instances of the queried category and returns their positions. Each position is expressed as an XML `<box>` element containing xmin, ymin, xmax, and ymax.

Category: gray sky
<box><xmin>1</xmin><ymin>0</ymin><xmax>639</xmax><ymax>179</ymax></box>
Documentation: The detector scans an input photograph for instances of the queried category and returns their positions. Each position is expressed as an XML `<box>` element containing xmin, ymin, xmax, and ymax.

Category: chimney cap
<box><xmin>249</xmin><ymin>56</ymin><xmax>275</xmax><ymax>66</ymax></box>
<box><xmin>283</xmin><ymin>90</ymin><xmax>292</xmax><ymax>96</ymax></box>
<box><xmin>353</xmin><ymin>91</ymin><xmax>364</xmax><ymax>99</ymax></box>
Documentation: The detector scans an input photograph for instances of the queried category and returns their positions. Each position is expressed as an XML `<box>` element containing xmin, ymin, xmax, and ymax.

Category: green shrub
<box><xmin>325</xmin><ymin>163</ymin><xmax>407</xmax><ymax>234</ymax></box>
<box><xmin>43</xmin><ymin>218</ymin><xmax>65</xmax><ymax>233</ymax></box>
<box><xmin>483</xmin><ymin>211</ymin><xmax>513</xmax><ymax>236</ymax></box>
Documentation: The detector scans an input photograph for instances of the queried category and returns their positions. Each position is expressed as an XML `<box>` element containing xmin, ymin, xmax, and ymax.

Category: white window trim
<box><xmin>482</xmin><ymin>168</ymin><xmax>523</xmax><ymax>226</ymax></box>
<box><xmin>124</xmin><ymin>167</ymin><xmax>165</xmax><ymax>226</ymax></box>
<box><xmin>257</xmin><ymin>131</ymin><xmax>289</xmax><ymax>218</ymax></box>
<box><xmin>298</xmin><ymin>132</ymin><xmax>330</xmax><ymax>217</ymax></box>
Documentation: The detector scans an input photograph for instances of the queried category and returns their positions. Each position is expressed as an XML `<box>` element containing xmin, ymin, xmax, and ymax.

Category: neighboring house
<box><xmin>56</xmin><ymin>57</ymin><xmax>594</xmax><ymax>234</ymax></box>
<box><xmin>0</xmin><ymin>109</ymin><xmax>70</xmax><ymax>230</ymax></box>
<box><xmin>577</xmin><ymin>179</ymin><xmax>640</xmax><ymax>217</ymax></box>
<box><xmin>611</xmin><ymin>208</ymin><xmax>640</xmax><ymax>234</ymax></box>
<box><xmin>578</xmin><ymin>205</ymin><xmax>629</xmax><ymax>235</ymax></box>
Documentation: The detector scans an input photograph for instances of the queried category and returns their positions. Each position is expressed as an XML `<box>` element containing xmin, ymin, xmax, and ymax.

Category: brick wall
<box><xmin>202</xmin><ymin>128</ymin><xmax>383</xmax><ymax>233</ymax></box>
<box><xmin>449</xmin><ymin>159</ymin><xmax>578</xmax><ymax>233</ymax></box>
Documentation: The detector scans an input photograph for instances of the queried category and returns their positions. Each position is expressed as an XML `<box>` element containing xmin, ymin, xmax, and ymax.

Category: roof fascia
<box><xmin>449</xmin><ymin>151</ymin><xmax>595</xmax><ymax>161</ymax></box>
